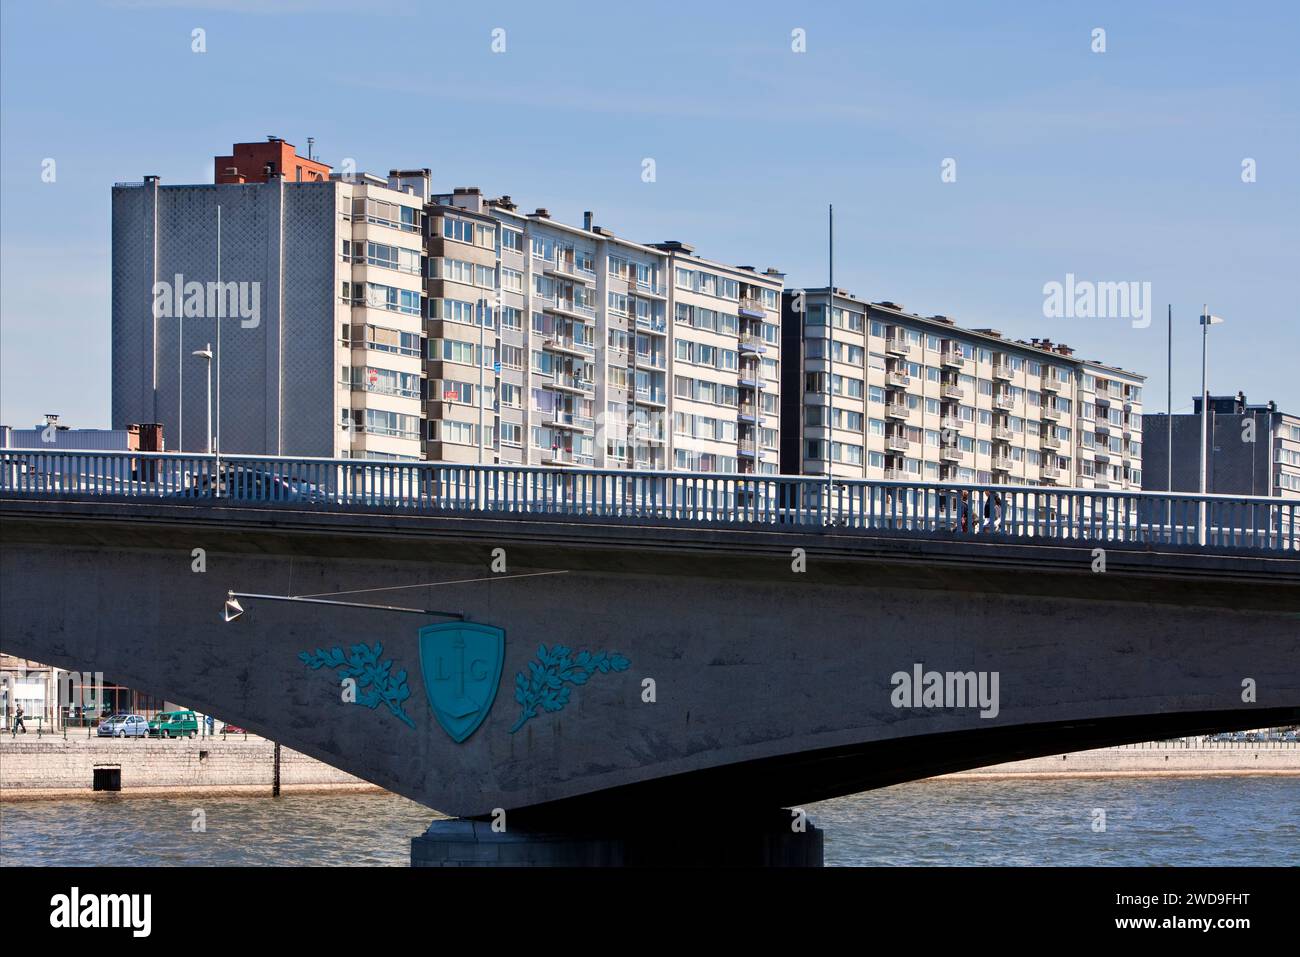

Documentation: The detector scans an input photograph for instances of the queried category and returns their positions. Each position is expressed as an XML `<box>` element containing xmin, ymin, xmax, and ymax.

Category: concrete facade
<box><xmin>1143</xmin><ymin>394</ymin><xmax>1300</xmax><ymax>499</ymax></box>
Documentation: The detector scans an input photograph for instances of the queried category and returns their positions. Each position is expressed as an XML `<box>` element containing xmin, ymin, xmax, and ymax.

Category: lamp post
<box><xmin>192</xmin><ymin>344</ymin><xmax>213</xmax><ymax>454</ymax></box>
<box><xmin>1199</xmin><ymin>307</ymin><xmax>1225</xmax><ymax>544</ymax></box>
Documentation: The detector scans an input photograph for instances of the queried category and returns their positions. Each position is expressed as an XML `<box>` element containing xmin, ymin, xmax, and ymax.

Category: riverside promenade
<box><xmin>2</xmin><ymin>736</ymin><xmax>1294</xmax><ymax>800</ymax></box>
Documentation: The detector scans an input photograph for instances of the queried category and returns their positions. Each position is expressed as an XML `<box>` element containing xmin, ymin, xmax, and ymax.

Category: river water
<box><xmin>2</xmin><ymin>777</ymin><xmax>1296</xmax><ymax>866</ymax></box>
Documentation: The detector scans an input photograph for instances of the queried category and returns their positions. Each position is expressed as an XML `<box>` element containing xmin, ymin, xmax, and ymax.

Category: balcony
<box><xmin>1040</xmin><ymin>434</ymin><xmax>1062</xmax><ymax>450</ymax></box>
<box><xmin>544</xmin><ymin>258</ymin><xmax>595</xmax><ymax>285</ymax></box>
<box><xmin>634</xmin><ymin>388</ymin><xmax>667</xmax><ymax>406</ymax></box>
<box><xmin>940</xmin><ymin>350</ymin><xmax>965</xmax><ymax>369</ymax></box>
<box><xmin>737</xmin><ymin>403</ymin><xmax>764</xmax><ymax>423</ymax></box>
<box><xmin>737</xmin><ymin>297</ymin><xmax>766</xmax><ymax>318</ymax></box>
<box><xmin>1043</xmin><ymin>406</ymin><xmax>1063</xmax><ymax>421</ymax></box>
<box><xmin>1040</xmin><ymin>465</ymin><xmax>1063</xmax><ymax>481</ymax></box>
<box><xmin>636</xmin><ymin>315</ymin><xmax>668</xmax><ymax>334</ymax></box>
<box><xmin>738</xmin><ymin>367</ymin><xmax>764</xmax><ymax>389</ymax></box>
<box><xmin>992</xmin><ymin>363</ymin><xmax>1013</xmax><ymax>381</ymax></box>
<box><xmin>991</xmin><ymin>455</ymin><xmax>1013</xmax><ymax>472</ymax></box>
<box><xmin>886</xmin><ymin>433</ymin><xmax>910</xmax><ymax>452</ymax></box>
<box><xmin>544</xmin><ymin>374</ymin><xmax>594</xmax><ymax>395</ymax></box>
<box><xmin>940</xmin><ymin>383</ymin><xmax>965</xmax><ymax>401</ymax></box>
<box><xmin>1041</xmin><ymin>377</ymin><xmax>1062</xmax><ymax>393</ymax></box>
<box><xmin>546</xmin><ymin>299</ymin><xmax>597</xmax><ymax>321</ymax></box>
<box><xmin>737</xmin><ymin>438</ymin><xmax>759</xmax><ymax>457</ymax></box>
<box><xmin>940</xmin><ymin>447</ymin><xmax>964</xmax><ymax>463</ymax></box>
<box><xmin>993</xmin><ymin>392</ymin><xmax>1014</xmax><ymax>411</ymax></box>
<box><xmin>739</xmin><ymin>335</ymin><xmax>766</xmax><ymax>355</ymax></box>
<box><xmin>884</xmin><ymin>337</ymin><xmax>911</xmax><ymax>356</ymax></box>
<box><xmin>542</xmin><ymin>336</ymin><xmax>593</xmax><ymax>358</ymax></box>
<box><xmin>941</xmin><ymin>416</ymin><xmax>964</xmax><ymax>432</ymax></box>
<box><xmin>542</xmin><ymin>411</ymin><xmax>594</xmax><ymax>432</ymax></box>
<box><xmin>885</xmin><ymin>402</ymin><xmax>910</xmax><ymax>420</ymax></box>
<box><xmin>883</xmin><ymin>468</ymin><xmax>907</xmax><ymax>481</ymax></box>
<box><xmin>886</xmin><ymin>371</ymin><xmax>911</xmax><ymax>388</ymax></box>
<box><xmin>626</xmin><ymin>276</ymin><xmax>667</xmax><ymax>299</ymax></box>
<box><xmin>541</xmin><ymin>449</ymin><xmax>593</xmax><ymax>467</ymax></box>
<box><xmin>993</xmin><ymin>425</ymin><xmax>1012</xmax><ymax>442</ymax></box>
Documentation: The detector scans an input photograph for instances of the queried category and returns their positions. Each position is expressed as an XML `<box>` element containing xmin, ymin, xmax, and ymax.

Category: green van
<box><xmin>148</xmin><ymin>710</ymin><xmax>199</xmax><ymax>739</ymax></box>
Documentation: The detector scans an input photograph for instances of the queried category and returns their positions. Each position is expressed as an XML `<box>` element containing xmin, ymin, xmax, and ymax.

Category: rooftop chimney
<box><xmin>583</xmin><ymin>211</ymin><xmax>593</xmax><ymax>230</ymax></box>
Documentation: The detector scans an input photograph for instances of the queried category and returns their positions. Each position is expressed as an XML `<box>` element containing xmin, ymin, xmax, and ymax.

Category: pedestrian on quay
<box><xmin>13</xmin><ymin>704</ymin><xmax>26</xmax><ymax>734</ymax></box>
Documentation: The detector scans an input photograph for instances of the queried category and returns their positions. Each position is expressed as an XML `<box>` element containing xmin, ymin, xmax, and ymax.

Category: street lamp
<box><xmin>192</xmin><ymin>344</ymin><xmax>213</xmax><ymax>454</ymax></box>
<box><xmin>222</xmin><ymin>590</ymin><xmax>464</xmax><ymax>622</ymax></box>
<box><xmin>1199</xmin><ymin>307</ymin><xmax>1225</xmax><ymax>544</ymax></box>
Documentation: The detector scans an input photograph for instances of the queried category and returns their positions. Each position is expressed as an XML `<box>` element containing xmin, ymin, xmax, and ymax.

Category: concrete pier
<box><xmin>411</xmin><ymin>813</ymin><xmax>825</xmax><ymax>867</ymax></box>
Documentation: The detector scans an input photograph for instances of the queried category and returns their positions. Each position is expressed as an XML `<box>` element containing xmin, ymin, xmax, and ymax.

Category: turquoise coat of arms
<box><xmin>418</xmin><ymin>622</ymin><xmax>505</xmax><ymax>743</ymax></box>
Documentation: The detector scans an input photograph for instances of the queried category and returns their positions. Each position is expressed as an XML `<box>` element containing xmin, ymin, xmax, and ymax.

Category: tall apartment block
<box><xmin>780</xmin><ymin>289</ymin><xmax>1145</xmax><ymax>488</ymax></box>
<box><xmin>1142</xmin><ymin>393</ymin><xmax>1300</xmax><ymax>498</ymax></box>
<box><xmin>112</xmin><ymin>138</ymin><xmax>784</xmax><ymax>473</ymax></box>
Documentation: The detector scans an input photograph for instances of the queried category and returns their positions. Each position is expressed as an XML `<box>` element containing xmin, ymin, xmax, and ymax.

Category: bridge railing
<box><xmin>1</xmin><ymin>449</ymin><xmax>1296</xmax><ymax>553</ymax></box>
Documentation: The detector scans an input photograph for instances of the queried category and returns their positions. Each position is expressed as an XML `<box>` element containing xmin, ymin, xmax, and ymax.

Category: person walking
<box><xmin>958</xmin><ymin>489</ymin><xmax>970</xmax><ymax>533</ymax></box>
<box><xmin>13</xmin><ymin>704</ymin><xmax>26</xmax><ymax>734</ymax></box>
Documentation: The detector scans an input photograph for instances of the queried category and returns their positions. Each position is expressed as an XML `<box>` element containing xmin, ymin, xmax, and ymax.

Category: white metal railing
<box><xmin>1</xmin><ymin>449</ymin><xmax>1298</xmax><ymax>552</ymax></box>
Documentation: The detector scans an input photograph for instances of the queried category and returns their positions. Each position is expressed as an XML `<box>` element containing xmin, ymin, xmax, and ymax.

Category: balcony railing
<box><xmin>886</xmin><ymin>402</ymin><xmax>910</xmax><ymax>420</ymax></box>
<box><xmin>940</xmin><ymin>351</ymin><xmax>965</xmax><ymax>369</ymax></box>
<box><xmin>992</xmin><ymin>363</ymin><xmax>1013</xmax><ymax>381</ymax></box>
<box><xmin>737</xmin><ymin>297</ymin><xmax>766</xmax><ymax>317</ymax></box>
<box><xmin>4</xmin><ymin>449</ymin><xmax>1296</xmax><ymax>551</ymax></box>
<box><xmin>885</xmin><ymin>337</ymin><xmax>911</xmax><ymax>356</ymax></box>
<box><xmin>994</xmin><ymin>393</ymin><xmax>1014</xmax><ymax>411</ymax></box>
<box><xmin>993</xmin><ymin>426</ymin><xmax>1012</xmax><ymax>442</ymax></box>
<box><xmin>941</xmin><ymin>384</ymin><xmax>965</xmax><ymax>400</ymax></box>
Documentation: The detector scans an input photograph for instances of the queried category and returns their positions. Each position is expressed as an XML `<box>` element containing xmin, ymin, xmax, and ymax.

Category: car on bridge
<box><xmin>170</xmin><ymin>467</ymin><xmax>326</xmax><ymax>503</ymax></box>
<box><xmin>148</xmin><ymin>710</ymin><xmax>199</xmax><ymax>739</ymax></box>
<box><xmin>96</xmin><ymin>713</ymin><xmax>148</xmax><ymax>738</ymax></box>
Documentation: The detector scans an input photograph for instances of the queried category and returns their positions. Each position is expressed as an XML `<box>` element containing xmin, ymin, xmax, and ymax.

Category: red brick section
<box><xmin>214</xmin><ymin>138</ymin><xmax>332</xmax><ymax>185</ymax></box>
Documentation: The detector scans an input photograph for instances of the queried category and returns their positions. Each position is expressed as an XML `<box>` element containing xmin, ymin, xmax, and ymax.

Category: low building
<box><xmin>1143</xmin><ymin>393</ymin><xmax>1300</xmax><ymax>498</ymax></box>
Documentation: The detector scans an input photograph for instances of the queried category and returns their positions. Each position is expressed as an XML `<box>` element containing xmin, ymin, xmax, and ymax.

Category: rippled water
<box><xmin>2</xmin><ymin>777</ymin><xmax>1296</xmax><ymax>866</ymax></box>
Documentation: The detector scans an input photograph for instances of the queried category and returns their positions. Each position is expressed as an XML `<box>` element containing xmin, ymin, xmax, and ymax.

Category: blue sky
<box><xmin>2</xmin><ymin>0</ymin><xmax>1297</xmax><ymax>428</ymax></box>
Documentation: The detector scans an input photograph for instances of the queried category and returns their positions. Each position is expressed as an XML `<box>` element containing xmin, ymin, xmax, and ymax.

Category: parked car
<box><xmin>97</xmin><ymin>713</ymin><xmax>148</xmax><ymax>738</ymax></box>
<box><xmin>221</xmin><ymin>723</ymin><xmax>248</xmax><ymax>735</ymax></box>
<box><xmin>148</xmin><ymin>710</ymin><xmax>199</xmax><ymax>738</ymax></box>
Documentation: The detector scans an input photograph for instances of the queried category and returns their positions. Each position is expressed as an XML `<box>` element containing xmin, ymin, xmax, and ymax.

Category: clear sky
<box><xmin>2</xmin><ymin>0</ymin><xmax>1297</xmax><ymax>429</ymax></box>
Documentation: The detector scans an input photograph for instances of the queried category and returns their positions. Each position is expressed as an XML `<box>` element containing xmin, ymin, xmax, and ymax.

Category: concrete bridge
<box><xmin>2</xmin><ymin>450</ymin><xmax>1298</xmax><ymax>864</ymax></box>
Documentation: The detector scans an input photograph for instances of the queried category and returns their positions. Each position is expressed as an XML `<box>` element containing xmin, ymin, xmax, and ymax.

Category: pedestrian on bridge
<box><xmin>12</xmin><ymin>704</ymin><xmax>26</xmax><ymax>734</ymax></box>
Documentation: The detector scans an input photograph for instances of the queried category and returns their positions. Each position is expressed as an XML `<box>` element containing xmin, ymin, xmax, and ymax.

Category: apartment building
<box><xmin>1143</xmin><ymin>393</ymin><xmax>1300</xmax><ymax>499</ymax></box>
<box><xmin>780</xmin><ymin>289</ymin><xmax>1145</xmax><ymax>488</ymax></box>
<box><xmin>113</xmin><ymin>140</ymin><xmax>427</xmax><ymax>460</ymax></box>
<box><xmin>113</xmin><ymin>139</ymin><xmax>784</xmax><ymax>473</ymax></box>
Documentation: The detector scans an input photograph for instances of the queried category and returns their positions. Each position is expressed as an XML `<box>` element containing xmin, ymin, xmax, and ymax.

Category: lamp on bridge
<box><xmin>221</xmin><ymin>590</ymin><xmax>464</xmax><ymax>623</ymax></box>
<box><xmin>223</xmin><ymin>593</ymin><xmax>245</xmax><ymax>622</ymax></box>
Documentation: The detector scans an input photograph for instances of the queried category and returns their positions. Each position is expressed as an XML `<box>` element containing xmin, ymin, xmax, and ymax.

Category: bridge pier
<box><xmin>411</xmin><ymin>813</ymin><xmax>824</xmax><ymax>867</ymax></box>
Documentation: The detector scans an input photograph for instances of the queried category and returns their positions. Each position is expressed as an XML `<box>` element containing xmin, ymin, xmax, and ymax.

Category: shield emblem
<box><xmin>418</xmin><ymin>622</ymin><xmax>505</xmax><ymax>743</ymax></box>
